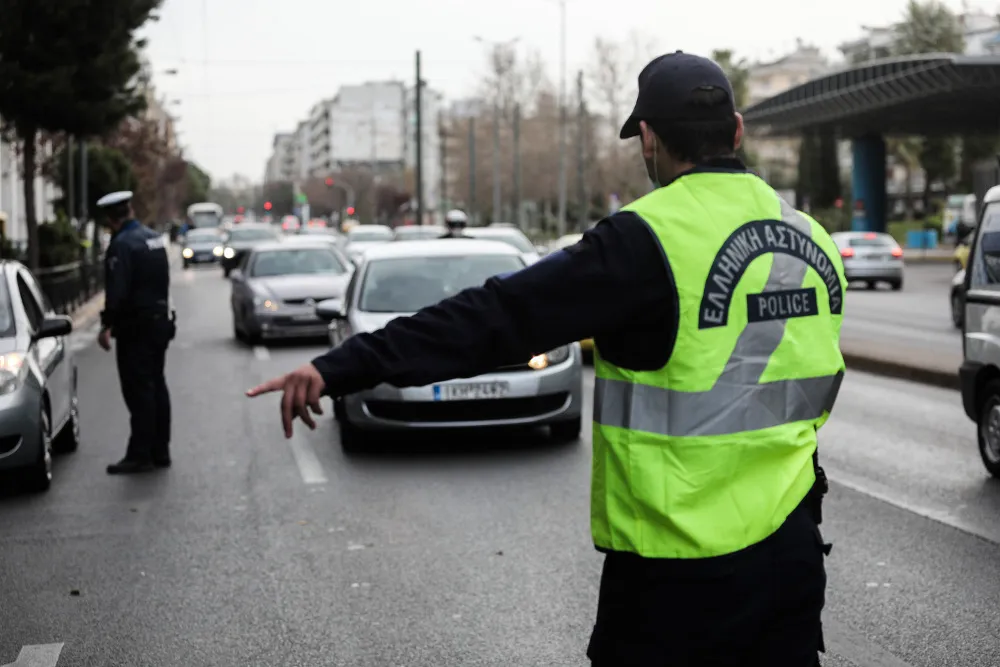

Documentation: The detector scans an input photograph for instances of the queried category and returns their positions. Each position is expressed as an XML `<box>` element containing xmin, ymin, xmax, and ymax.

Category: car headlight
<box><xmin>528</xmin><ymin>345</ymin><xmax>571</xmax><ymax>370</ymax></box>
<box><xmin>223</xmin><ymin>247</ymin><xmax>235</xmax><ymax>259</ymax></box>
<box><xmin>213</xmin><ymin>245</ymin><xmax>224</xmax><ymax>256</ymax></box>
<box><xmin>0</xmin><ymin>352</ymin><xmax>27</xmax><ymax>395</ymax></box>
<box><xmin>253</xmin><ymin>296</ymin><xmax>279</xmax><ymax>311</ymax></box>
<box><xmin>181</xmin><ymin>248</ymin><xmax>193</xmax><ymax>259</ymax></box>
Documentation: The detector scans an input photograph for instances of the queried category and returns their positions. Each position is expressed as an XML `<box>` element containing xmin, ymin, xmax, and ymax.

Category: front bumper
<box><xmin>248</xmin><ymin>307</ymin><xmax>331</xmax><ymax>340</ymax></box>
<box><xmin>0</xmin><ymin>383</ymin><xmax>44</xmax><ymax>472</ymax></box>
<box><xmin>342</xmin><ymin>347</ymin><xmax>584</xmax><ymax>431</ymax></box>
<box><xmin>844</xmin><ymin>265</ymin><xmax>904</xmax><ymax>281</ymax></box>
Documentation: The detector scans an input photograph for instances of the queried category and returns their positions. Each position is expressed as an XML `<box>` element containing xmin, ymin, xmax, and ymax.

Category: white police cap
<box><xmin>445</xmin><ymin>209</ymin><xmax>468</xmax><ymax>224</ymax></box>
<box><xmin>96</xmin><ymin>191</ymin><xmax>134</xmax><ymax>208</ymax></box>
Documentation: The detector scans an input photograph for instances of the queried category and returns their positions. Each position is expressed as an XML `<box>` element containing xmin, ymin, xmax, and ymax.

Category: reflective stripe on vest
<box><xmin>593</xmin><ymin>200</ymin><xmax>844</xmax><ymax>438</ymax></box>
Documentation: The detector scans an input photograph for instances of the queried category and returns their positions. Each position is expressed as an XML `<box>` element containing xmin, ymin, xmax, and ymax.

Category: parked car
<box><xmin>180</xmin><ymin>227</ymin><xmax>224</xmax><ymax>268</ymax></box>
<box><xmin>393</xmin><ymin>225</ymin><xmax>446</xmax><ymax>241</ymax></box>
<box><xmin>464</xmin><ymin>226</ymin><xmax>541</xmax><ymax>264</ymax></box>
<box><xmin>830</xmin><ymin>231</ymin><xmax>904</xmax><ymax>290</ymax></box>
<box><xmin>959</xmin><ymin>184</ymin><xmax>1000</xmax><ymax>477</ymax></box>
<box><xmin>230</xmin><ymin>240</ymin><xmax>352</xmax><ymax>343</ymax></box>
<box><xmin>315</xmin><ymin>239</ymin><xmax>583</xmax><ymax>451</ymax></box>
<box><xmin>0</xmin><ymin>261</ymin><xmax>79</xmax><ymax>492</ymax></box>
<box><xmin>220</xmin><ymin>224</ymin><xmax>281</xmax><ymax>277</ymax></box>
<box><xmin>343</xmin><ymin>225</ymin><xmax>393</xmax><ymax>264</ymax></box>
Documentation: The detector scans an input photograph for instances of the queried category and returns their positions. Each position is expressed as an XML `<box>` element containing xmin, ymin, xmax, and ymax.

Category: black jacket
<box><xmin>101</xmin><ymin>220</ymin><xmax>171</xmax><ymax>329</ymax></box>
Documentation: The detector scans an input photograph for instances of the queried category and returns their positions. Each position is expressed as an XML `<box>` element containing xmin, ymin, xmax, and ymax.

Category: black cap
<box><xmin>619</xmin><ymin>51</ymin><xmax>735</xmax><ymax>139</ymax></box>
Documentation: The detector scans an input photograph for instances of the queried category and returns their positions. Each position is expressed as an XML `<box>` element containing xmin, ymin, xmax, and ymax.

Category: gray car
<box><xmin>0</xmin><ymin>261</ymin><xmax>78</xmax><ymax>492</ymax></box>
<box><xmin>830</xmin><ymin>231</ymin><xmax>905</xmax><ymax>290</ymax></box>
<box><xmin>315</xmin><ymin>239</ymin><xmax>583</xmax><ymax>451</ymax></box>
<box><xmin>180</xmin><ymin>228</ymin><xmax>224</xmax><ymax>268</ymax></box>
<box><xmin>393</xmin><ymin>225</ymin><xmax>446</xmax><ymax>241</ymax></box>
<box><xmin>463</xmin><ymin>227</ymin><xmax>541</xmax><ymax>264</ymax></box>
<box><xmin>220</xmin><ymin>224</ymin><xmax>282</xmax><ymax>277</ymax></box>
<box><xmin>344</xmin><ymin>225</ymin><xmax>393</xmax><ymax>264</ymax></box>
<box><xmin>230</xmin><ymin>240</ymin><xmax>352</xmax><ymax>343</ymax></box>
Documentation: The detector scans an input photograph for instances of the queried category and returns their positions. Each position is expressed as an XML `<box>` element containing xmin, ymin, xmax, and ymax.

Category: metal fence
<box><xmin>34</xmin><ymin>260</ymin><xmax>104</xmax><ymax>316</ymax></box>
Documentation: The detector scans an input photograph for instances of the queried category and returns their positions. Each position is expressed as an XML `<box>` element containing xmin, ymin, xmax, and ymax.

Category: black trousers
<box><xmin>115</xmin><ymin>320</ymin><xmax>173</xmax><ymax>462</ymax></box>
<box><xmin>587</xmin><ymin>502</ymin><xmax>827</xmax><ymax>667</ymax></box>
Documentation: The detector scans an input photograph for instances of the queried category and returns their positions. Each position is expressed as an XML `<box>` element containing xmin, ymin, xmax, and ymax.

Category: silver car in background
<box><xmin>464</xmin><ymin>226</ymin><xmax>541</xmax><ymax>264</ymax></box>
<box><xmin>831</xmin><ymin>231</ymin><xmax>905</xmax><ymax>290</ymax></box>
<box><xmin>315</xmin><ymin>239</ymin><xmax>583</xmax><ymax>451</ymax></box>
<box><xmin>344</xmin><ymin>225</ymin><xmax>393</xmax><ymax>264</ymax></box>
<box><xmin>230</xmin><ymin>240</ymin><xmax>353</xmax><ymax>343</ymax></box>
<box><xmin>393</xmin><ymin>225</ymin><xmax>446</xmax><ymax>241</ymax></box>
<box><xmin>180</xmin><ymin>228</ymin><xmax>224</xmax><ymax>268</ymax></box>
<box><xmin>0</xmin><ymin>261</ymin><xmax>78</xmax><ymax>493</ymax></box>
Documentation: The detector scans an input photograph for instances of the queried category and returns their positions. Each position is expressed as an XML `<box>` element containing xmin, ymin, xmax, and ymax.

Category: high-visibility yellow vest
<box><xmin>591</xmin><ymin>171</ymin><xmax>847</xmax><ymax>559</ymax></box>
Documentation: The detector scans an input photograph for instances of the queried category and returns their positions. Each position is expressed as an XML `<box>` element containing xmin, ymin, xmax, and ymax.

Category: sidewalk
<box><xmin>901</xmin><ymin>248</ymin><xmax>956</xmax><ymax>264</ymax></box>
<box><xmin>841</xmin><ymin>336</ymin><xmax>960</xmax><ymax>389</ymax></box>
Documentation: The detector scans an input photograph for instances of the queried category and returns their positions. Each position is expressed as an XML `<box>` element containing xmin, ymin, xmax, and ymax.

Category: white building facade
<box><xmin>0</xmin><ymin>137</ymin><xmax>60</xmax><ymax>247</ymax></box>
<box><xmin>263</xmin><ymin>132</ymin><xmax>298</xmax><ymax>183</ymax></box>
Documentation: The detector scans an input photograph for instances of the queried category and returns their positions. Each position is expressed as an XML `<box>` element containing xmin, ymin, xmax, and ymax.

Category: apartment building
<box><xmin>263</xmin><ymin>132</ymin><xmax>298</xmax><ymax>183</ymax></box>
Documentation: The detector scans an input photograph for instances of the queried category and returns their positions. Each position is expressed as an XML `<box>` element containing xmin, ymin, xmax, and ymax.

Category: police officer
<box><xmin>439</xmin><ymin>209</ymin><xmax>469</xmax><ymax>238</ymax></box>
<box><xmin>249</xmin><ymin>52</ymin><xmax>846</xmax><ymax>665</ymax></box>
<box><xmin>96</xmin><ymin>191</ymin><xmax>176</xmax><ymax>475</ymax></box>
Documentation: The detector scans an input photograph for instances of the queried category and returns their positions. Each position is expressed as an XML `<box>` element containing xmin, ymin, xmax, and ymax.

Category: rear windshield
<box><xmin>846</xmin><ymin>235</ymin><xmax>895</xmax><ymax>247</ymax></box>
<box><xmin>465</xmin><ymin>228</ymin><xmax>534</xmax><ymax>253</ymax></box>
<box><xmin>186</xmin><ymin>229</ymin><xmax>220</xmax><ymax>242</ymax></box>
<box><xmin>228</xmin><ymin>227</ymin><xmax>278</xmax><ymax>242</ymax></box>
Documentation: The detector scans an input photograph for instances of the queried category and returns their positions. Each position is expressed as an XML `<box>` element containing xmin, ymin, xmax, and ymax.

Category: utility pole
<box><xmin>439</xmin><ymin>113</ymin><xmax>447</xmax><ymax>216</ymax></box>
<box><xmin>66</xmin><ymin>137</ymin><xmax>75</xmax><ymax>225</ymax></box>
<box><xmin>370</xmin><ymin>96</ymin><xmax>379</xmax><ymax>224</ymax></box>
<box><xmin>80</xmin><ymin>140</ymin><xmax>92</xmax><ymax>263</ymax></box>
<box><xmin>492</xmin><ymin>97</ymin><xmax>500</xmax><ymax>223</ymax></box>
<box><xmin>576</xmin><ymin>70</ymin><xmax>587</xmax><ymax>231</ymax></box>
<box><xmin>468</xmin><ymin>117</ymin><xmax>476</xmax><ymax>223</ymax></box>
<box><xmin>513</xmin><ymin>103</ymin><xmax>522</xmax><ymax>229</ymax></box>
<box><xmin>556</xmin><ymin>0</ymin><xmax>568</xmax><ymax>236</ymax></box>
<box><xmin>415</xmin><ymin>50</ymin><xmax>424</xmax><ymax>226</ymax></box>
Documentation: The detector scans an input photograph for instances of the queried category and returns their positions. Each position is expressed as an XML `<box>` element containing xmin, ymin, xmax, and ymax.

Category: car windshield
<box><xmin>846</xmin><ymin>234</ymin><xmax>895</xmax><ymax>248</ymax></box>
<box><xmin>360</xmin><ymin>255</ymin><xmax>524</xmax><ymax>313</ymax></box>
<box><xmin>394</xmin><ymin>226</ymin><xmax>445</xmax><ymax>240</ymax></box>
<box><xmin>249</xmin><ymin>248</ymin><xmax>348</xmax><ymax>277</ymax></box>
<box><xmin>186</xmin><ymin>230</ymin><xmax>220</xmax><ymax>243</ymax></box>
<box><xmin>228</xmin><ymin>228</ymin><xmax>278</xmax><ymax>242</ymax></box>
<box><xmin>466</xmin><ymin>229</ymin><xmax>534</xmax><ymax>253</ymax></box>
<box><xmin>348</xmin><ymin>228</ymin><xmax>393</xmax><ymax>243</ymax></box>
<box><xmin>191</xmin><ymin>211</ymin><xmax>220</xmax><ymax>228</ymax></box>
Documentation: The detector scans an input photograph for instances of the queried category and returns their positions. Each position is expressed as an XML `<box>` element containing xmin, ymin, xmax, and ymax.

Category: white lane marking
<box><xmin>287</xmin><ymin>431</ymin><xmax>327</xmax><ymax>484</ymax></box>
<box><xmin>2</xmin><ymin>643</ymin><xmax>64</xmax><ymax>667</ymax></box>
<box><xmin>829</xmin><ymin>474</ymin><xmax>1000</xmax><ymax>546</ymax></box>
<box><xmin>824</xmin><ymin>619</ymin><xmax>916</xmax><ymax>667</ymax></box>
<box><xmin>253</xmin><ymin>346</ymin><xmax>270</xmax><ymax>361</ymax></box>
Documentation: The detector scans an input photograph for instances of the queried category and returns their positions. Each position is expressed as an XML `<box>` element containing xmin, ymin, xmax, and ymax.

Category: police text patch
<box><xmin>698</xmin><ymin>219</ymin><xmax>843</xmax><ymax>329</ymax></box>
<box><xmin>746</xmin><ymin>287</ymin><xmax>818</xmax><ymax>323</ymax></box>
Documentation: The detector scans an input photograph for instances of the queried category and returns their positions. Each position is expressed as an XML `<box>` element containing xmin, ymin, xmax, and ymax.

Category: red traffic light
<box><xmin>263</xmin><ymin>201</ymin><xmax>272</xmax><ymax>211</ymax></box>
<box><xmin>325</xmin><ymin>177</ymin><xmax>334</xmax><ymax>186</ymax></box>
<box><xmin>237</xmin><ymin>206</ymin><xmax>245</xmax><ymax>213</ymax></box>
<box><xmin>346</xmin><ymin>206</ymin><xmax>355</xmax><ymax>216</ymax></box>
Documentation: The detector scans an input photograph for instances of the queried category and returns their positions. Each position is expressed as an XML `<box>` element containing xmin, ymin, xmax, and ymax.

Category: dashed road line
<box><xmin>2</xmin><ymin>643</ymin><xmax>64</xmax><ymax>667</ymax></box>
<box><xmin>253</xmin><ymin>345</ymin><xmax>270</xmax><ymax>361</ymax></box>
<box><xmin>287</xmin><ymin>431</ymin><xmax>328</xmax><ymax>484</ymax></box>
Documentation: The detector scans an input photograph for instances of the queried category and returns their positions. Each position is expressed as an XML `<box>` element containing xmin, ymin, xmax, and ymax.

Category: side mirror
<box><xmin>34</xmin><ymin>315</ymin><xmax>72</xmax><ymax>341</ymax></box>
<box><xmin>315</xmin><ymin>298</ymin><xmax>346</xmax><ymax>322</ymax></box>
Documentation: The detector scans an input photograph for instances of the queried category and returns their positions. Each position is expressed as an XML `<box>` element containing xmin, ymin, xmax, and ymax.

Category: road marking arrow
<box><xmin>2</xmin><ymin>643</ymin><xmax>64</xmax><ymax>667</ymax></box>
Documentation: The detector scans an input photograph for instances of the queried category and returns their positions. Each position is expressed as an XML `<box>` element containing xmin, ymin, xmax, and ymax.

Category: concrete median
<box><xmin>840</xmin><ymin>336</ymin><xmax>960</xmax><ymax>390</ymax></box>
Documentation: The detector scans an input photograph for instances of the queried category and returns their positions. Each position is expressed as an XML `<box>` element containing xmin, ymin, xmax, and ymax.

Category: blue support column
<box><xmin>850</xmin><ymin>135</ymin><xmax>887</xmax><ymax>232</ymax></box>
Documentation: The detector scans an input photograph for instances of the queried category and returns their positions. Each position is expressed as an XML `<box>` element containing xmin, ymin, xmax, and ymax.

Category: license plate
<box><xmin>292</xmin><ymin>314</ymin><xmax>316</xmax><ymax>322</ymax></box>
<box><xmin>433</xmin><ymin>381</ymin><xmax>510</xmax><ymax>401</ymax></box>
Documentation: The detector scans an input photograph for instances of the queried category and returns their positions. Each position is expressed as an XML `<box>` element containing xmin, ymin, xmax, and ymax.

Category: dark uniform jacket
<box><xmin>101</xmin><ymin>220</ymin><xmax>171</xmax><ymax>333</ymax></box>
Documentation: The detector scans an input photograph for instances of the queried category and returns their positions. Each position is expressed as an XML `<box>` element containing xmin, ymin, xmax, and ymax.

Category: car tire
<box><xmin>550</xmin><ymin>416</ymin><xmax>582</xmax><ymax>442</ymax></box>
<box><xmin>223</xmin><ymin>267</ymin><xmax>231</xmax><ymax>278</ymax></box>
<box><xmin>951</xmin><ymin>290</ymin><xmax>965</xmax><ymax>329</ymax></box>
<box><xmin>183</xmin><ymin>261</ymin><xmax>190</xmax><ymax>270</ymax></box>
<box><xmin>339</xmin><ymin>417</ymin><xmax>364</xmax><ymax>453</ymax></box>
<box><xmin>53</xmin><ymin>374</ymin><xmax>80</xmax><ymax>454</ymax></box>
<box><xmin>25</xmin><ymin>410</ymin><xmax>53</xmax><ymax>493</ymax></box>
<box><xmin>978</xmin><ymin>380</ymin><xmax>1000</xmax><ymax>478</ymax></box>
<box><xmin>891</xmin><ymin>279</ymin><xmax>903</xmax><ymax>291</ymax></box>
<box><xmin>866</xmin><ymin>281</ymin><xmax>876</xmax><ymax>290</ymax></box>
<box><xmin>333</xmin><ymin>397</ymin><xmax>345</xmax><ymax>422</ymax></box>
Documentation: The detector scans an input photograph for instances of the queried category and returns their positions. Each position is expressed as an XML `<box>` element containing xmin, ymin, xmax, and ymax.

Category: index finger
<box><xmin>246</xmin><ymin>375</ymin><xmax>286</xmax><ymax>397</ymax></box>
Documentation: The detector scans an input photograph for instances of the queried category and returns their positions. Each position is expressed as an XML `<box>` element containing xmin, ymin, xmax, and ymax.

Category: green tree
<box><xmin>0</xmin><ymin>0</ymin><xmax>162</xmax><ymax>268</ymax></box>
<box><xmin>182</xmin><ymin>162</ymin><xmax>212</xmax><ymax>209</ymax></box>
<box><xmin>49</xmin><ymin>142</ymin><xmax>136</xmax><ymax>219</ymax></box>
<box><xmin>710</xmin><ymin>49</ymin><xmax>755</xmax><ymax>166</ymax></box>
<box><xmin>958</xmin><ymin>134</ymin><xmax>1000</xmax><ymax>191</ymax></box>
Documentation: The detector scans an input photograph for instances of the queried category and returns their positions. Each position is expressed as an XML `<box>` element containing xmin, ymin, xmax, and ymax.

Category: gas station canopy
<box><xmin>743</xmin><ymin>54</ymin><xmax>1000</xmax><ymax>137</ymax></box>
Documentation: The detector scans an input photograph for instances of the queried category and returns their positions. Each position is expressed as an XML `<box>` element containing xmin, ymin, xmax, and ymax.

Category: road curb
<box><xmin>842</xmin><ymin>351</ymin><xmax>959</xmax><ymax>390</ymax></box>
<box><xmin>902</xmin><ymin>255</ymin><xmax>955</xmax><ymax>264</ymax></box>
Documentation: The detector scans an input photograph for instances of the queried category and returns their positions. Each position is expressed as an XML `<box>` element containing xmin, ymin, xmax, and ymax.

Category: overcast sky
<box><xmin>141</xmin><ymin>0</ymin><xmax>994</xmax><ymax>184</ymax></box>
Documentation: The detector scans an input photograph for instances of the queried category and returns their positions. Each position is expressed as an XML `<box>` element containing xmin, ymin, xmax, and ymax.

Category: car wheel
<box><xmin>550</xmin><ymin>416</ymin><xmax>582</xmax><ymax>442</ymax></box>
<box><xmin>53</xmin><ymin>374</ymin><xmax>80</xmax><ymax>454</ymax></box>
<box><xmin>25</xmin><ymin>410</ymin><xmax>53</xmax><ymax>493</ymax></box>
<box><xmin>223</xmin><ymin>267</ymin><xmax>231</xmax><ymax>278</ymax></box>
<box><xmin>951</xmin><ymin>290</ymin><xmax>965</xmax><ymax>329</ymax></box>
<box><xmin>333</xmin><ymin>397</ymin><xmax>345</xmax><ymax>422</ymax></box>
<box><xmin>183</xmin><ymin>261</ymin><xmax>190</xmax><ymax>270</ymax></box>
<box><xmin>978</xmin><ymin>380</ymin><xmax>1000</xmax><ymax>478</ymax></box>
<box><xmin>866</xmin><ymin>281</ymin><xmax>876</xmax><ymax>290</ymax></box>
<box><xmin>338</xmin><ymin>417</ymin><xmax>365</xmax><ymax>453</ymax></box>
<box><xmin>891</xmin><ymin>279</ymin><xmax>903</xmax><ymax>291</ymax></box>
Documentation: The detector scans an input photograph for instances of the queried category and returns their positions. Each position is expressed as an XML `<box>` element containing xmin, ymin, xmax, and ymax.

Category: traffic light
<box><xmin>237</xmin><ymin>206</ymin><xmax>245</xmax><ymax>214</ymax></box>
<box><xmin>325</xmin><ymin>177</ymin><xmax>334</xmax><ymax>186</ymax></box>
<box><xmin>263</xmin><ymin>201</ymin><xmax>272</xmax><ymax>211</ymax></box>
<box><xmin>346</xmin><ymin>206</ymin><xmax>355</xmax><ymax>216</ymax></box>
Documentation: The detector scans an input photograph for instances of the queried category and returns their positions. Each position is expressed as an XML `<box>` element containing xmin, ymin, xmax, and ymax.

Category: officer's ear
<box><xmin>733</xmin><ymin>112</ymin><xmax>745</xmax><ymax>152</ymax></box>
<box><xmin>638</xmin><ymin>121</ymin><xmax>658</xmax><ymax>159</ymax></box>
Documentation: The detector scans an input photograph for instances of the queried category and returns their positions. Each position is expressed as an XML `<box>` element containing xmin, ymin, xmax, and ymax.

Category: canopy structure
<box><xmin>743</xmin><ymin>54</ymin><xmax>1000</xmax><ymax>137</ymax></box>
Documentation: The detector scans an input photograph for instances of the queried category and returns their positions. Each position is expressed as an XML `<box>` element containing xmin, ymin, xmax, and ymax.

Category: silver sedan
<box><xmin>831</xmin><ymin>231</ymin><xmax>904</xmax><ymax>290</ymax></box>
<box><xmin>315</xmin><ymin>239</ymin><xmax>584</xmax><ymax>450</ymax></box>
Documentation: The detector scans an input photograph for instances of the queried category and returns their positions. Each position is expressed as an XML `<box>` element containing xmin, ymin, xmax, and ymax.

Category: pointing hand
<box><xmin>246</xmin><ymin>363</ymin><xmax>326</xmax><ymax>438</ymax></box>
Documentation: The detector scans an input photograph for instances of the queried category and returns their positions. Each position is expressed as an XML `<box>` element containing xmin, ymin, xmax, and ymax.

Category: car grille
<box><xmin>282</xmin><ymin>297</ymin><xmax>336</xmax><ymax>305</ymax></box>
<box><xmin>364</xmin><ymin>393</ymin><xmax>570</xmax><ymax>423</ymax></box>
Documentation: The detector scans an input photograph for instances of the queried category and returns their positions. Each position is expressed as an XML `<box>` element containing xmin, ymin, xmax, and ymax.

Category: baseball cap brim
<box><xmin>619</xmin><ymin>112</ymin><xmax>641</xmax><ymax>140</ymax></box>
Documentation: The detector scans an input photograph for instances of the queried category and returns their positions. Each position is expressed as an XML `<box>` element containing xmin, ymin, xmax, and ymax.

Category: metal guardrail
<box><xmin>34</xmin><ymin>259</ymin><xmax>104</xmax><ymax>316</ymax></box>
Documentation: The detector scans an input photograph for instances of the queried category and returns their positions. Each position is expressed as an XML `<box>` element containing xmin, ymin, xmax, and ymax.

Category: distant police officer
<box><xmin>249</xmin><ymin>52</ymin><xmax>846</xmax><ymax>665</ymax></box>
<box><xmin>96</xmin><ymin>191</ymin><xmax>176</xmax><ymax>475</ymax></box>
<box><xmin>439</xmin><ymin>209</ymin><xmax>469</xmax><ymax>238</ymax></box>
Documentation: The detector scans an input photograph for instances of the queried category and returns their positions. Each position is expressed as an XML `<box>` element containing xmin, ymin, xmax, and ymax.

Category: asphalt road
<box><xmin>841</xmin><ymin>263</ymin><xmax>961</xmax><ymax>370</ymax></box>
<box><xmin>2</xmin><ymin>261</ymin><xmax>999</xmax><ymax>666</ymax></box>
